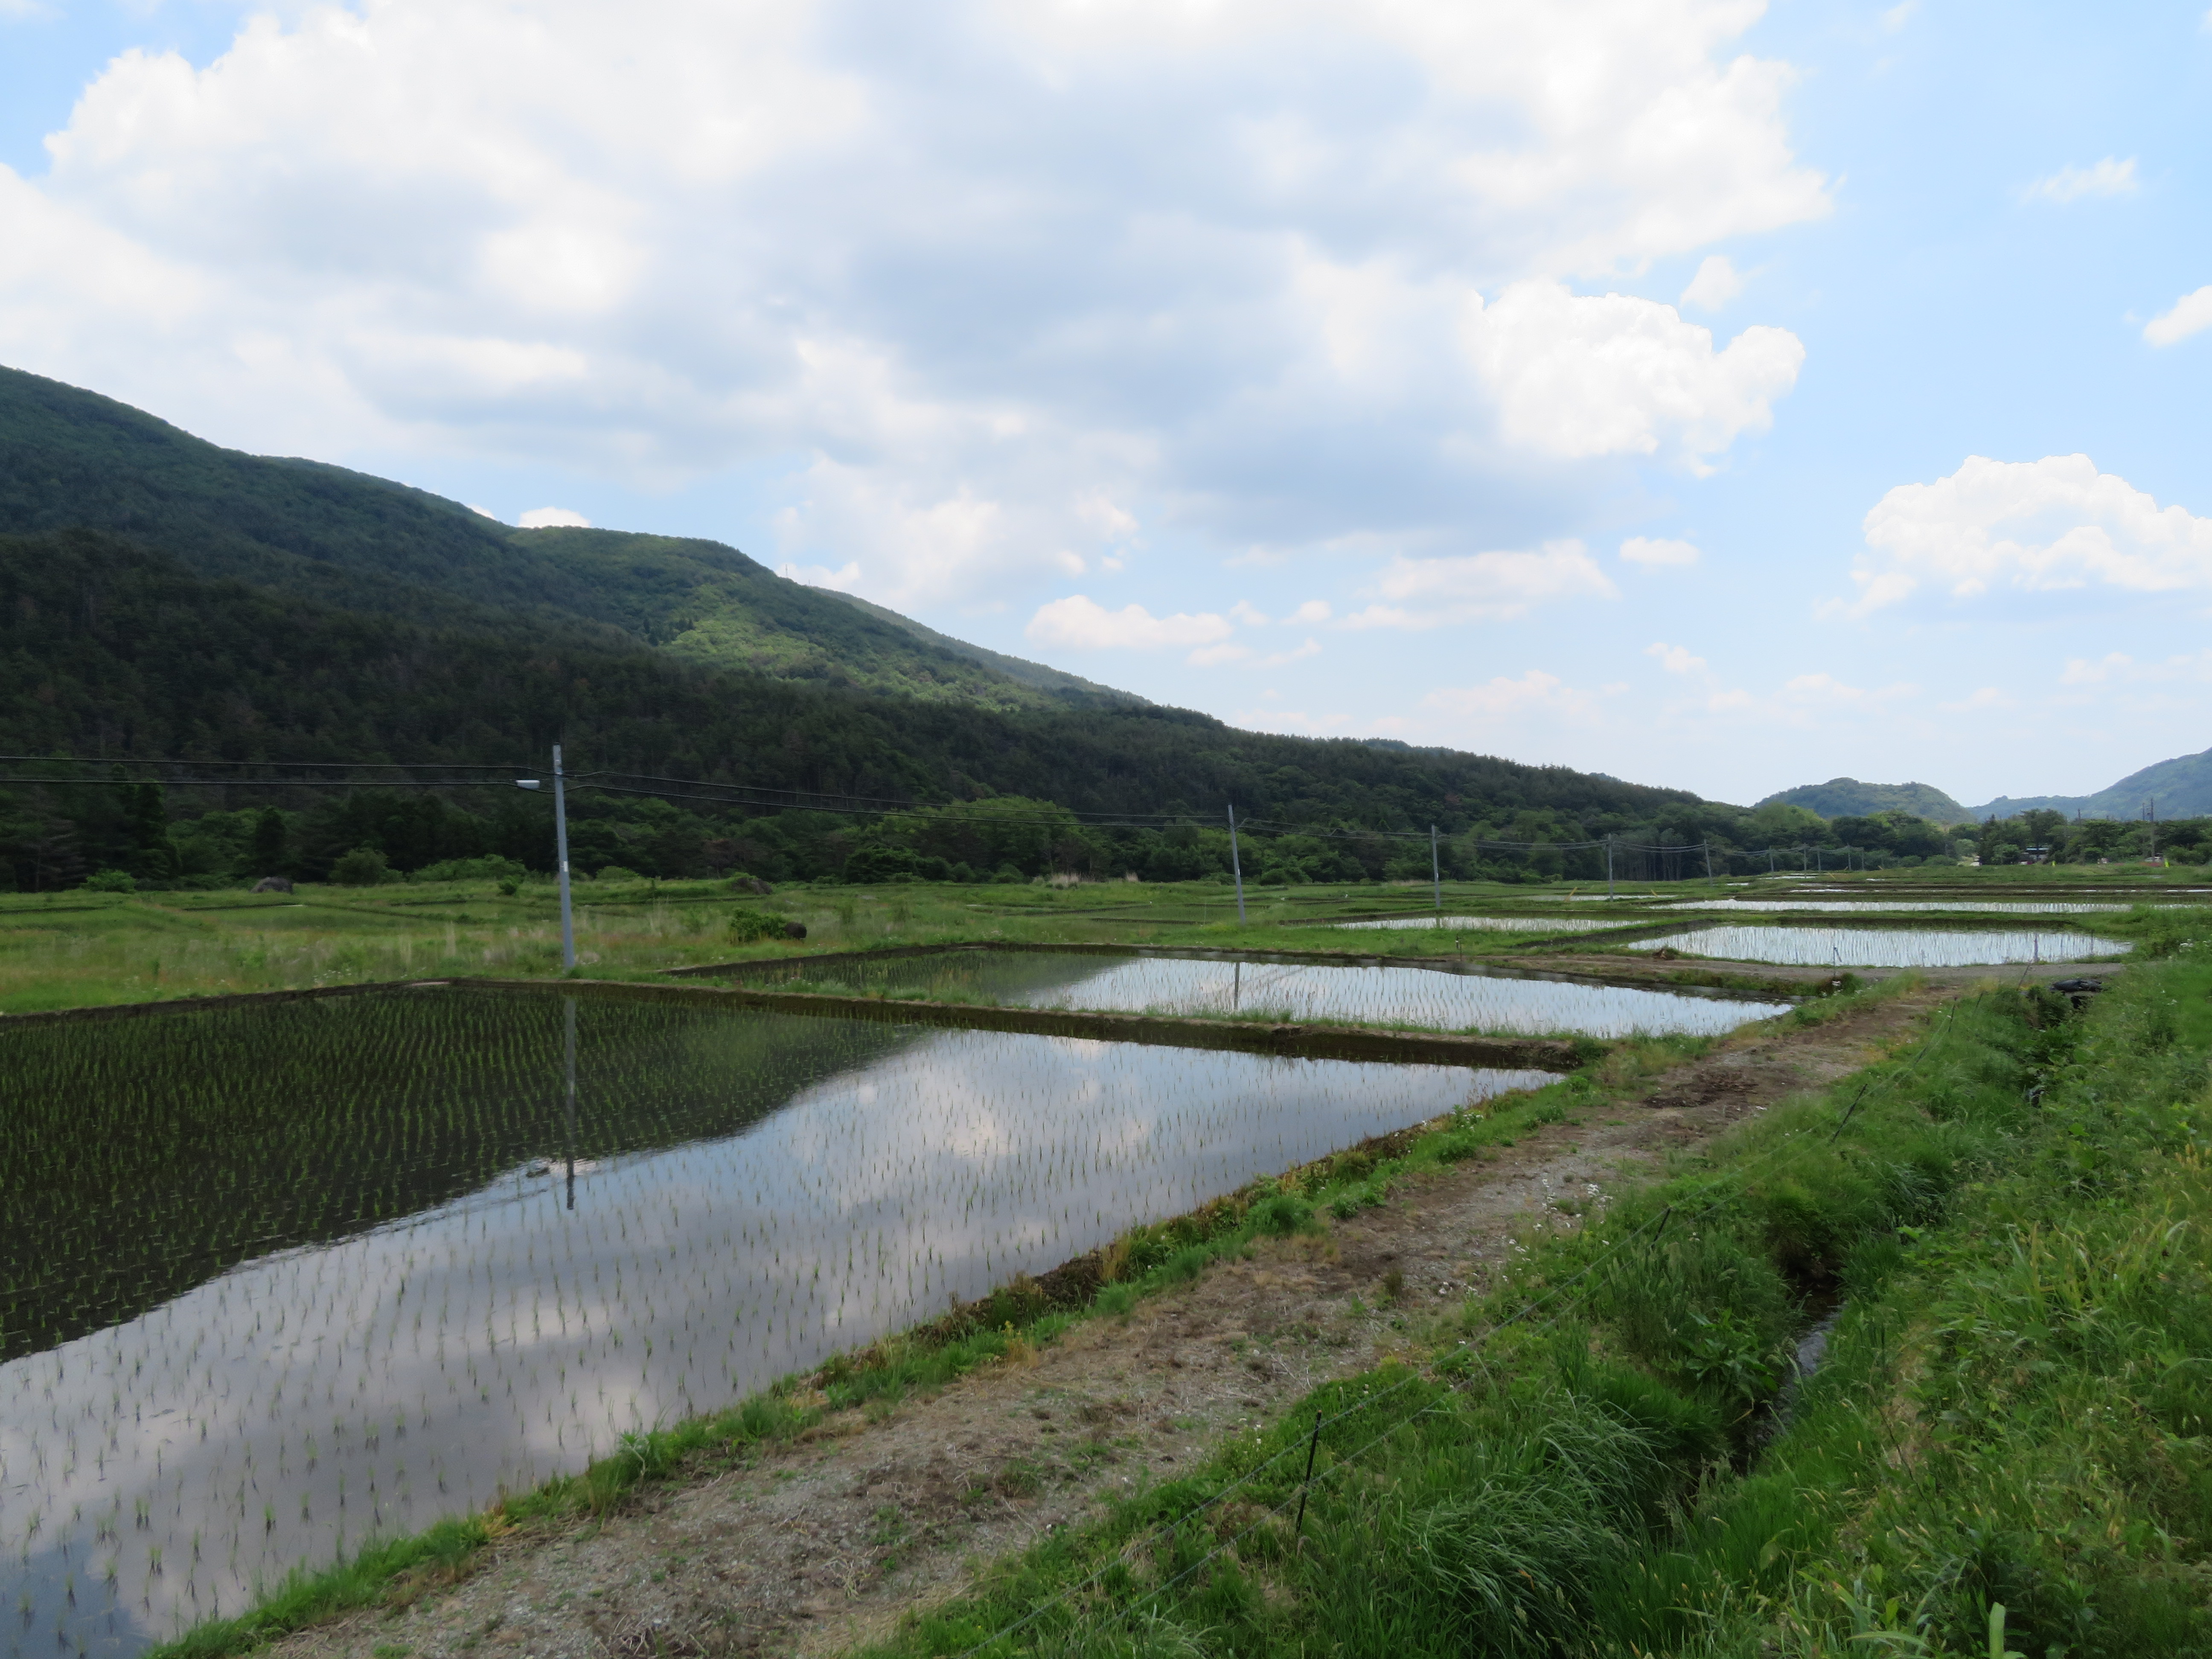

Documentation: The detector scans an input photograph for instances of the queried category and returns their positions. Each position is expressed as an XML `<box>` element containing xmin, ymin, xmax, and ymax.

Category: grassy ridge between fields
<box><xmin>844</xmin><ymin>958</ymin><xmax>2212</xmax><ymax>1659</ymax></box>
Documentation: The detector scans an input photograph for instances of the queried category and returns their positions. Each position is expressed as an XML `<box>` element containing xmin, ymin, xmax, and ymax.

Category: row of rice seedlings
<box><xmin>2</xmin><ymin>992</ymin><xmax>1522</xmax><ymax>1653</ymax></box>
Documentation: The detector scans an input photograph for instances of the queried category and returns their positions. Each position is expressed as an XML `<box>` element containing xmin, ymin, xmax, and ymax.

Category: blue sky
<box><xmin>3</xmin><ymin>1</ymin><xmax>2208</xmax><ymax>809</ymax></box>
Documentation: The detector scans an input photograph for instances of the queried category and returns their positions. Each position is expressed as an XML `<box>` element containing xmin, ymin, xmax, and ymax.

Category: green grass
<box><xmin>830</xmin><ymin>954</ymin><xmax>2212</xmax><ymax>1659</ymax></box>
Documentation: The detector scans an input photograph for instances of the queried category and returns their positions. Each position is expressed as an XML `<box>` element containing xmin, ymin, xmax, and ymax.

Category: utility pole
<box><xmin>1605</xmin><ymin>835</ymin><xmax>1615</xmax><ymax>900</ymax></box>
<box><xmin>516</xmin><ymin>743</ymin><xmax>577</xmax><ymax>972</ymax></box>
<box><xmin>1227</xmin><ymin>804</ymin><xmax>1247</xmax><ymax>924</ymax></box>
<box><xmin>1702</xmin><ymin>841</ymin><xmax>1714</xmax><ymax>884</ymax></box>
<box><xmin>1430</xmin><ymin>824</ymin><xmax>1441</xmax><ymax>916</ymax></box>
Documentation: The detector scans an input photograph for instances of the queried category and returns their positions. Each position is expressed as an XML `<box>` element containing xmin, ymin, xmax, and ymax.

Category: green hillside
<box><xmin>1968</xmin><ymin>745</ymin><xmax>2212</xmax><ymax>821</ymax></box>
<box><xmin>1755</xmin><ymin>776</ymin><xmax>1970</xmax><ymax>821</ymax></box>
<box><xmin>0</xmin><ymin>365</ymin><xmax>1124</xmax><ymax>713</ymax></box>
<box><xmin>507</xmin><ymin>527</ymin><xmax>1138</xmax><ymax>712</ymax></box>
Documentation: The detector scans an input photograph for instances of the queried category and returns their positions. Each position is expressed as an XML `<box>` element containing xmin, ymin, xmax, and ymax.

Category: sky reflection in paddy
<box><xmin>1</xmin><ymin>992</ymin><xmax>1533</xmax><ymax>1656</ymax></box>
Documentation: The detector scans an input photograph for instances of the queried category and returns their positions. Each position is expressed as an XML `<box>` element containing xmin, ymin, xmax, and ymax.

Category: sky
<box><xmin>2</xmin><ymin>0</ymin><xmax>2209</xmax><ymax>810</ymax></box>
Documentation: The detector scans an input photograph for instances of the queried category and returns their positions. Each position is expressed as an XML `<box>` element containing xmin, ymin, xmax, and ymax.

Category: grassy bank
<box><xmin>834</xmin><ymin>957</ymin><xmax>2212</xmax><ymax>1658</ymax></box>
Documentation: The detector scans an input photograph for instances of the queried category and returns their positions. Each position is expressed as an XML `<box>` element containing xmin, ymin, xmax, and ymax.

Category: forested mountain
<box><xmin>0</xmin><ymin>365</ymin><xmax>1129</xmax><ymax>713</ymax></box>
<box><xmin>1756</xmin><ymin>777</ymin><xmax>1970</xmax><ymax>822</ymax></box>
<box><xmin>1966</xmin><ymin>746</ymin><xmax>2212</xmax><ymax>821</ymax></box>
<box><xmin>0</xmin><ymin>527</ymin><xmax>1713</xmax><ymax>887</ymax></box>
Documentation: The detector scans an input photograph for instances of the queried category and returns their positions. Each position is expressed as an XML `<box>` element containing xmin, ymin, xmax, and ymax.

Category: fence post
<box><xmin>1294</xmin><ymin>1410</ymin><xmax>1322</xmax><ymax>1539</ymax></box>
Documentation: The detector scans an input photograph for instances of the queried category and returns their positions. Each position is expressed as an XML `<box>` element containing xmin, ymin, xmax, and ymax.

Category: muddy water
<box><xmin>1</xmin><ymin>990</ymin><xmax>1539</xmax><ymax>1657</ymax></box>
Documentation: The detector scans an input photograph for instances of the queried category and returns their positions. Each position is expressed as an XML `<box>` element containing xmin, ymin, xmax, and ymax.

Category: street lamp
<box><xmin>515</xmin><ymin>742</ymin><xmax>577</xmax><ymax>972</ymax></box>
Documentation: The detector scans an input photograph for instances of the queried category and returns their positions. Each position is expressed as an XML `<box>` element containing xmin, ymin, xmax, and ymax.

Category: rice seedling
<box><xmin>0</xmin><ymin>988</ymin><xmax>1541</xmax><ymax>1655</ymax></box>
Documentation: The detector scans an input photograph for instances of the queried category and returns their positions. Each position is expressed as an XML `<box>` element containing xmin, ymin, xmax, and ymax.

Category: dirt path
<box><xmin>268</xmin><ymin>985</ymin><xmax>1956</xmax><ymax>1659</ymax></box>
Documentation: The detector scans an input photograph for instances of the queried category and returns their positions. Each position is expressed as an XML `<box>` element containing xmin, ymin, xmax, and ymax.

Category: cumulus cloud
<box><xmin>0</xmin><ymin>0</ymin><xmax>1827</xmax><ymax>605</ymax></box>
<box><xmin>1850</xmin><ymin>455</ymin><xmax>2212</xmax><ymax>614</ymax></box>
<box><xmin>2145</xmin><ymin>285</ymin><xmax>2212</xmax><ymax>347</ymax></box>
<box><xmin>1646</xmin><ymin>641</ymin><xmax>1708</xmax><ymax>674</ymax></box>
<box><xmin>517</xmin><ymin>506</ymin><xmax>591</xmax><ymax>528</ymax></box>
<box><xmin>1463</xmin><ymin>280</ymin><xmax>1803</xmax><ymax>472</ymax></box>
<box><xmin>1025</xmin><ymin>596</ymin><xmax>1233</xmax><ymax>652</ymax></box>
<box><xmin>1340</xmin><ymin>540</ymin><xmax>1617</xmax><ymax>628</ymax></box>
<box><xmin>2023</xmin><ymin>157</ymin><xmax>2139</xmax><ymax>204</ymax></box>
<box><xmin>1620</xmin><ymin>535</ymin><xmax>1701</xmax><ymax>565</ymax></box>
<box><xmin>1678</xmin><ymin>254</ymin><xmax>1743</xmax><ymax>311</ymax></box>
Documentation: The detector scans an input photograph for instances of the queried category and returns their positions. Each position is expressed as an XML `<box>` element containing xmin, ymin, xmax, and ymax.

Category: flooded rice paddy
<box><xmin>743</xmin><ymin>949</ymin><xmax>1791</xmax><ymax>1038</ymax></box>
<box><xmin>1</xmin><ymin>988</ymin><xmax>1543</xmax><ymax>1657</ymax></box>
<box><xmin>1645</xmin><ymin>898</ymin><xmax>2156</xmax><ymax>915</ymax></box>
<box><xmin>1626</xmin><ymin>926</ymin><xmax>2133</xmax><ymax>967</ymax></box>
<box><xmin>1333</xmin><ymin>915</ymin><xmax>1624</xmax><ymax>934</ymax></box>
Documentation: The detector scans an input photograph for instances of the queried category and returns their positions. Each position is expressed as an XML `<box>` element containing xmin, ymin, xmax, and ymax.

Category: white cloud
<box><xmin>1340</xmin><ymin>539</ymin><xmax>1617</xmax><ymax>628</ymax></box>
<box><xmin>1852</xmin><ymin>455</ymin><xmax>2212</xmax><ymax>614</ymax></box>
<box><xmin>0</xmin><ymin>0</ymin><xmax>1828</xmax><ymax>606</ymax></box>
<box><xmin>1025</xmin><ymin>595</ymin><xmax>1233</xmax><ymax>652</ymax></box>
<box><xmin>2145</xmin><ymin>285</ymin><xmax>2212</xmax><ymax>347</ymax></box>
<box><xmin>776</xmin><ymin>559</ymin><xmax>862</xmax><ymax>591</ymax></box>
<box><xmin>1880</xmin><ymin>2</ymin><xmax>1918</xmax><ymax>30</ymax></box>
<box><xmin>1464</xmin><ymin>280</ymin><xmax>1803</xmax><ymax>471</ymax></box>
<box><xmin>2023</xmin><ymin>157</ymin><xmax>2139</xmax><ymax>204</ymax></box>
<box><xmin>1285</xmin><ymin>599</ymin><xmax>1333</xmax><ymax>625</ymax></box>
<box><xmin>1229</xmin><ymin>600</ymin><xmax>1272</xmax><ymax>626</ymax></box>
<box><xmin>1646</xmin><ymin>641</ymin><xmax>1708</xmax><ymax>674</ymax></box>
<box><xmin>2061</xmin><ymin>650</ymin><xmax>2212</xmax><ymax>686</ymax></box>
<box><xmin>1620</xmin><ymin>535</ymin><xmax>1701</xmax><ymax>565</ymax></box>
<box><xmin>1678</xmin><ymin>254</ymin><xmax>1743</xmax><ymax>311</ymax></box>
<box><xmin>1420</xmin><ymin>669</ymin><xmax>1611</xmax><ymax>726</ymax></box>
<box><xmin>467</xmin><ymin>503</ymin><xmax>499</xmax><ymax>518</ymax></box>
<box><xmin>517</xmin><ymin>506</ymin><xmax>591</xmax><ymax>528</ymax></box>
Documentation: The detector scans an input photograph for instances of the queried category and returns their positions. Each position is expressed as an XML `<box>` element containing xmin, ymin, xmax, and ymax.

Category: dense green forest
<box><xmin>3</xmin><ymin>364</ymin><xmax>2200</xmax><ymax>892</ymax></box>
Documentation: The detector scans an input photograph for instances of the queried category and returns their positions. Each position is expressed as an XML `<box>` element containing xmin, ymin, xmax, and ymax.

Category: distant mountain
<box><xmin>1756</xmin><ymin>777</ymin><xmax>1970</xmax><ymax>822</ymax></box>
<box><xmin>1966</xmin><ymin>745</ymin><xmax>2212</xmax><ymax>821</ymax></box>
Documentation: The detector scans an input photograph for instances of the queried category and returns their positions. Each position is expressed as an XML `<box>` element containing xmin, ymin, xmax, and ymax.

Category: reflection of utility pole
<box><xmin>1227</xmin><ymin>804</ymin><xmax>1247</xmax><ymax>924</ymax></box>
<box><xmin>563</xmin><ymin>995</ymin><xmax>578</xmax><ymax>1211</ymax></box>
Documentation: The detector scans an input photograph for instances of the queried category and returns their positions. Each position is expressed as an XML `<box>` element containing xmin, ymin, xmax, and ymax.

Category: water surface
<box><xmin>0</xmin><ymin>989</ymin><xmax>1531</xmax><ymax>1656</ymax></box>
<box><xmin>747</xmin><ymin>949</ymin><xmax>1791</xmax><ymax>1037</ymax></box>
<box><xmin>1626</xmin><ymin>926</ymin><xmax>2133</xmax><ymax>967</ymax></box>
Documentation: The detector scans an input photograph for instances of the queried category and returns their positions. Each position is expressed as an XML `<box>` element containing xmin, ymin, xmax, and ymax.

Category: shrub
<box><xmin>412</xmin><ymin>855</ymin><xmax>527</xmax><ymax>884</ymax></box>
<box><xmin>82</xmin><ymin>868</ymin><xmax>136</xmax><ymax>893</ymax></box>
<box><xmin>329</xmin><ymin>847</ymin><xmax>392</xmax><ymax>887</ymax></box>
<box><xmin>594</xmin><ymin>864</ymin><xmax>641</xmax><ymax>883</ymax></box>
<box><xmin>726</xmin><ymin>907</ymin><xmax>788</xmax><ymax>943</ymax></box>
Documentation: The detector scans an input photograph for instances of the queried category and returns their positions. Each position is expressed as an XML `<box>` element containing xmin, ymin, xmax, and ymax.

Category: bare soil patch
<box><xmin>264</xmin><ymin>987</ymin><xmax>1948</xmax><ymax>1659</ymax></box>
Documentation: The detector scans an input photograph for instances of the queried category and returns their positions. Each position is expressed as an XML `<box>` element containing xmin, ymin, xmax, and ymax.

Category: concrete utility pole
<box><xmin>516</xmin><ymin>743</ymin><xmax>577</xmax><ymax>972</ymax></box>
<box><xmin>1227</xmin><ymin>804</ymin><xmax>1247</xmax><ymax>924</ymax></box>
<box><xmin>1605</xmin><ymin>835</ymin><xmax>1615</xmax><ymax>900</ymax></box>
<box><xmin>1430</xmin><ymin>824</ymin><xmax>1441</xmax><ymax>916</ymax></box>
<box><xmin>1703</xmin><ymin>842</ymin><xmax>1714</xmax><ymax>883</ymax></box>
